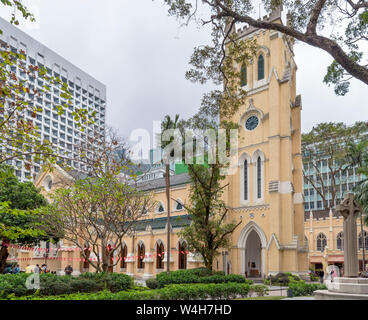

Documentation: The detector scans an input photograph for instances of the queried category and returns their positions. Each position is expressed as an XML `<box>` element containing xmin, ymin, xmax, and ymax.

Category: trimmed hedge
<box><xmin>146</xmin><ymin>279</ymin><xmax>159</xmax><ymax>290</ymax></box>
<box><xmin>13</xmin><ymin>283</ymin><xmax>267</xmax><ymax>300</ymax></box>
<box><xmin>0</xmin><ymin>272</ymin><xmax>133</xmax><ymax>297</ymax></box>
<box><xmin>156</xmin><ymin>268</ymin><xmax>253</xmax><ymax>287</ymax></box>
<box><xmin>288</xmin><ymin>281</ymin><xmax>327</xmax><ymax>297</ymax></box>
<box><xmin>265</xmin><ymin>272</ymin><xmax>301</xmax><ymax>286</ymax></box>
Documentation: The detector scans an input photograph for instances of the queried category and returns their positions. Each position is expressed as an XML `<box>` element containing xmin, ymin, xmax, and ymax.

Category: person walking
<box><xmin>34</xmin><ymin>264</ymin><xmax>40</xmax><ymax>274</ymax></box>
<box><xmin>319</xmin><ymin>270</ymin><xmax>325</xmax><ymax>284</ymax></box>
<box><xmin>332</xmin><ymin>269</ymin><xmax>337</xmax><ymax>281</ymax></box>
<box><xmin>330</xmin><ymin>269</ymin><xmax>334</xmax><ymax>282</ymax></box>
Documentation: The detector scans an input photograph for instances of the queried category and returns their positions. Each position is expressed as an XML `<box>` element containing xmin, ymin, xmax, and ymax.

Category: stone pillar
<box><xmin>125</xmin><ymin>252</ymin><xmax>135</xmax><ymax>276</ymax></box>
<box><xmin>336</xmin><ymin>193</ymin><xmax>361</xmax><ymax>278</ymax></box>
<box><xmin>329</xmin><ymin>209</ymin><xmax>334</xmax><ymax>250</ymax></box>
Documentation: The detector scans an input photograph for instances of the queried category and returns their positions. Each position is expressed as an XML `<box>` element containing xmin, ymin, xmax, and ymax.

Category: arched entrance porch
<box><xmin>237</xmin><ymin>221</ymin><xmax>267</xmax><ymax>278</ymax></box>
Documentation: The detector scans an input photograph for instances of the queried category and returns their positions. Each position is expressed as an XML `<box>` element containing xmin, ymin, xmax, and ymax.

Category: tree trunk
<box><xmin>0</xmin><ymin>238</ymin><xmax>9</xmax><ymax>273</ymax></box>
<box><xmin>206</xmin><ymin>258</ymin><xmax>213</xmax><ymax>271</ymax></box>
<box><xmin>166</xmin><ymin>163</ymin><xmax>171</xmax><ymax>273</ymax></box>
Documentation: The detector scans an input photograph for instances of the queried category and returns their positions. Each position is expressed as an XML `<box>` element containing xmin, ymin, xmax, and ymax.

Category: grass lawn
<box><xmin>237</xmin><ymin>296</ymin><xmax>286</xmax><ymax>300</ymax></box>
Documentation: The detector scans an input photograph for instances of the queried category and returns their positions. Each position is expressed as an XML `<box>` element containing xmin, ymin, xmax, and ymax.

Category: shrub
<box><xmin>70</xmin><ymin>279</ymin><xmax>103</xmax><ymax>293</ymax></box>
<box><xmin>79</xmin><ymin>272</ymin><xmax>133</xmax><ymax>292</ymax></box>
<box><xmin>16</xmin><ymin>283</ymin><xmax>259</xmax><ymax>300</ymax></box>
<box><xmin>249</xmin><ymin>285</ymin><xmax>268</xmax><ymax>297</ymax></box>
<box><xmin>288</xmin><ymin>281</ymin><xmax>327</xmax><ymax>297</ymax></box>
<box><xmin>0</xmin><ymin>272</ymin><xmax>133</xmax><ymax>297</ymax></box>
<box><xmin>155</xmin><ymin>268</ymin><xmax>252</xmax><ymax>287</ymax></box>
<box><xmin>42</xmin><ymin>282</ymin><xmax>71</xmax><ymax>296</ymax></box>
<box><xmin>146</xmin><ymin>279</ymin><xmax>159</xmax><ymax>290</ymax></box>
<box><xmin>156</xmin><ymin>270</ymin><xmax>199</xmax><ymax>286</ymax></box>
<box><xmin>267</xmin><ymin>273</ymin><xmax>295</xmax><ymax>286</ymax></box>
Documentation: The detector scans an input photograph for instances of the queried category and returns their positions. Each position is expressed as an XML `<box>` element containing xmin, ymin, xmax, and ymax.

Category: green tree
<box><xmin>179</xmin><ymin>162</ymin><xmax>241</xmax><ymax>271</ymax></box>
<box><xmin>302</xmin><ymin>121</ymin><xmax>366</xmax><ymax>210</ymax></box>
<box><xmin>175</xmin><ymin>119</ymin><xmax>241</xmax><ymax>270</ymax></box>
<box><xmin>162</xmin><ymin>0</ymin><xmax>368</xmax><ymax>95</ymax></box>
<box><xmin>159</xmin><ymin>107</ymin><xmax>241</xmax><ymax>271</ymax></box>
<box><xmin>0</xmin><ymin>164</ymin><xmax>48</xmax><ymax>272</ymax></box>
<box><xmin>40</xmin><ymin>175</ymin><xmax>155</xmax><ymax>273</ymax></box>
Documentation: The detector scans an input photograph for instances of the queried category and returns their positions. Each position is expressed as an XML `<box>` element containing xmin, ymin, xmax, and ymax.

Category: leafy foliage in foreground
<box><xmin>288</xmin><ymin>281</ymin><xmax>327</xmax><ymax>297</ymax></box>
<box><xmin>156</xmin><ymin>268</ymin><xmax>252</xmax><ymax>287</ymax></box>
<box><xmin>9</xmin><ymin>283</ymin><xmax>268</xmax><ymax>300</ymax></box>
<box><xmin>0</xmin><ymin>272</ymin><xmax>133</xmax><ymax>298</ymax></box>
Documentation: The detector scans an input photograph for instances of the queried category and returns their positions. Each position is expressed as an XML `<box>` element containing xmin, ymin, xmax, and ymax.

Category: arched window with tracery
<box><xmin>156</xmin><ymin>242</ymin><xmax>164</xmax><ymax>269</ymax></box>
<box><xmin>120</xmin><ymin>244</ymin><xmax>128</xmax><ymax>269</ymax></box>
<box><xmin>336</xmin><ymin>232</ymin><xmax>344</xmax><ymax>251</ymax></box>
<box><xmin>137</xmin><ymin>243</ymin><xmax>145</xmax><ymax>269</ymax></box>
<box><xmin>359</xmin><ymin>231</ymin><xmax>368</xmax><ymax>250</ymax></box>
<box><xmin>240</xmin><ymin>64</ymin><xmax>247</xmax><ymax>87</ymax></box>
<box><xmin>258</xmin><ymin>54</ymin><xmax>264</xmax><ymax>80</ymax></box>
<box><xmin>316</xmin><ymin>233</ymin><xmax>327</xmax><ymax>252</ymax></box>
<box><xmin>178</xmin><ymin>241</ymin><xmax>188</xmax><ymax>269</ymax></box>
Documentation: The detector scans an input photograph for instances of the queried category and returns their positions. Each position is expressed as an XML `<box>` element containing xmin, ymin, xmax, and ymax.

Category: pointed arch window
<box><xmin>157</xmin><ymin>203</ymin><xmax>165</xmax><ymax>213</ymax></box>
<box><xmin>156</xmin><ymin>242</ymin><xmax>165</xmax><ymax>269</ymax></box>
<box><xmin>178</xmin><ymin>241</ymin><xmax>188</xmax><ymax>269</ymax></box>
<box><xmin>336</xmin><ymin>232</ymin><xmax>344</xmax><ymax>251</ymax></box>
<box><xmin>257</xmin><ymin>156</ymin><xmax>262</xmax><ymax>199</ymax></box>
<box><xmin>175</xmin><ymin>200</ymin><xmax>183</xmax><ymax>211</ymax></box>
<box><xmin>83</xmin><ymin>244</ymin><xmax>90</xmax><ymax>269</ymax></box>
<box><xmin>257</xmin><ymin>55</ymin><xmax>264</xmax><ymax>80</ymax></box>
<box><xmin>240</xmin><ymin>64</ymin><xmax>247</xmax><ymax>87</ymax></box>
<box><xmin>121</xmin><ymin>244</ymin><xmax>127</xmax><ymax>269</ymax></box>
<box><xmin>316</xmin><ymin>233</ymin><xmax>327</xmax><ymax>252</ymax></box>
<box><xmin>106</xmin><ymin>244</ymin><xmax>114</xmax><ymax>272</ymax></box>
<box><xmin>137</xmin><ymin>243</ymin><xmax>145</xmax><ymax>269</ymax></box>
<box><xmin>244</xmin><ymin>159</ymin><xmax>248</xmax><ymax>201</ymax></box>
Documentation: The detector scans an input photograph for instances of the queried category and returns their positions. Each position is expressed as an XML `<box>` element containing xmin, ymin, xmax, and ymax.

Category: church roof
<box><xmin>135</xmin><ymin>172</ymin><xmax>191</xmax><ymax>191</ymax></box>
<box><xmin>304</xmin><ymin>209</ymin><xmax>342</xmax><ymax>221</ymax></box>
<box><xmin>129</xmin><ymin>214</ymin><xmax>192</xmax><ymax>231</ymax></box>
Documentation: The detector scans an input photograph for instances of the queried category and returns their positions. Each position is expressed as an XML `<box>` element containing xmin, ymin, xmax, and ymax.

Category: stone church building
<box><xmin>16</xmin><ymin>8</ymin><xmax>310</xmax><ymax>279</ymax></box>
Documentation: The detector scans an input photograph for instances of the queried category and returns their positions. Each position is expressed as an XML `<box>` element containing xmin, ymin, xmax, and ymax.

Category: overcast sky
<box><xmin>0</xmin><ymin>0</ymin><xmax>366</xmax><ymax>147</ymax></box>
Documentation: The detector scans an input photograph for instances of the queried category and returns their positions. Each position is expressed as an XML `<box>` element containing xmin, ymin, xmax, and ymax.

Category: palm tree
<box><xmin>160</xmin><ymin>114</ymin><xmax>180</xmax><ymax>273</ymax></box>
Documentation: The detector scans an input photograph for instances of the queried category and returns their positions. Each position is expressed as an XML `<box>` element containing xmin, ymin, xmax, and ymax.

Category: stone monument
<box><xmin>314</xmin><ymin>193</ymin><xmax>368</xmax><ymax>300</ymax></box>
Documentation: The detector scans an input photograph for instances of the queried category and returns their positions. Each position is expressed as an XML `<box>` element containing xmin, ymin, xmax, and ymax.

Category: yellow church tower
<box><xmin>222</xmin><ymin>7</ymin><xmax>309</xmax><ymax>278</ymax></box>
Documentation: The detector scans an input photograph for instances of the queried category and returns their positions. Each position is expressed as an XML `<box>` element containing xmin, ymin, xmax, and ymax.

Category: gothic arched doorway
<box><xmin>237</xmin><ymin>221</ymin><xmax>267</xmax><ymax>278</ymax></box>
<box><xmin>244</xmin><ymin>230</ymin><xmax>262</xmax><ymax>277</ymax></box>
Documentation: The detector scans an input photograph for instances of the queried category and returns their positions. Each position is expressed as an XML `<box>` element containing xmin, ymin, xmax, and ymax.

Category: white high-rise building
<box><xmin>0</xmin><ymin>17</ymin><xmax>106</xmax><ymax>181</ymax></box>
